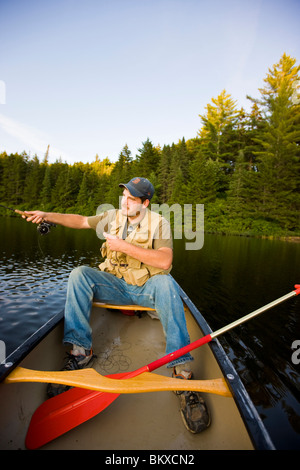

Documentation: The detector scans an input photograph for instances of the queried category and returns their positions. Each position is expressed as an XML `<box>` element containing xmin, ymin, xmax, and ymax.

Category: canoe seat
<box><xmin>92</xmin><ymin>301</ymin><xmax>156</xmax><ymax>316</ymax></box>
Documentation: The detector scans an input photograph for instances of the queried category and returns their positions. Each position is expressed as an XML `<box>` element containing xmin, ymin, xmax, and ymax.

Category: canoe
<box><xmin>0</xmin><ymin>279</ymin><xmax>275</xmax><ymax>450</ymax></box>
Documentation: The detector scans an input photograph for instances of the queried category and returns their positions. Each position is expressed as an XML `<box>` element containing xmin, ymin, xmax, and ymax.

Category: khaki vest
<box><xmin>99</xmin><ymin>209</ymin><xmax>171</xmax><ymax>286</ymax></box>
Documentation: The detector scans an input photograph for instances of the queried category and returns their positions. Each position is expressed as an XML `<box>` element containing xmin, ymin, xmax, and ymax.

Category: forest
<box><xmin>0</xmin><ymin>54</ymin><xmax>299</xmax><ymax>238</ymax></box>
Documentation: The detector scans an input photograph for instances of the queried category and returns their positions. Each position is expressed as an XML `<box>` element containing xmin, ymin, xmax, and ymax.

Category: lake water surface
<box><xmin>0</xmin><ymin>216</ymin><xmax>299</xmax><ymax>449</ymax></box>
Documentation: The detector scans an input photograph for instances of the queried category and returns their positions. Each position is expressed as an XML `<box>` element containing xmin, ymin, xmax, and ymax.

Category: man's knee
<box><xmin>69</xmin><ymin>265</ymin><xmax>89</xmax><ymax>280</ymax></box>
<box><xmin>68</xmin><ymin>266</ymin><xmax>100</xmax><ymax>288</ymax></box>
<box><xmin>150</xmin><ymin>274</ymin><xmax>176</xmax><ymax>293</ymax></box>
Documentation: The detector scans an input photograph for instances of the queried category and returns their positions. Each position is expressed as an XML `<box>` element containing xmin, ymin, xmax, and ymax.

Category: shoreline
<box><xmin>1</xmin><ymin>213</ymin><xmax>300</xmax><ymax>243</ymax></box>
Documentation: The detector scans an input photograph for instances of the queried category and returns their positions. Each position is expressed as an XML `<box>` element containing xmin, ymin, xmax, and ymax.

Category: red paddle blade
<box><xmin>25</xmin><ymin>372</ymin><xmax>127</xmax><ymax>450</ymax></box>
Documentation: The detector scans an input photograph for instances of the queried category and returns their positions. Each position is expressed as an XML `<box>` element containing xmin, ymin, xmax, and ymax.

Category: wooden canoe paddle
<box><xmin>5</xmin><ymin>367</ymin><xmax>231</xmax><ymax>396</ymax></box>
<box><xmin>14</xmin><ymin>285</ymin><xmax>299</xmax><ymax>449</ymax></box>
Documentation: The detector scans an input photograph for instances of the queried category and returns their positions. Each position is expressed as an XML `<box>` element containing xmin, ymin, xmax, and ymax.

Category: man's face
<box><xmin>121</xmin><ymin>188</ymin><xmax>144</xmax><ymax>218</ymax></box>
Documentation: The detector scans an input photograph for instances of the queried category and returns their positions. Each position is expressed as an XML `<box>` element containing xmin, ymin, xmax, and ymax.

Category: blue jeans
<box><xmin>63</xmin><ymin>266</ymin><xmax>193</xmax><ymax>368</ymax></box>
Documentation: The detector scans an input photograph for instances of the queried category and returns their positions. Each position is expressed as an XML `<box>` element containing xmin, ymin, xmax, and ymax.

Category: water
<box><xmin>0</xmin><ymin>216</ymin><xmax>300</xmax><ymax>449</ymax></box>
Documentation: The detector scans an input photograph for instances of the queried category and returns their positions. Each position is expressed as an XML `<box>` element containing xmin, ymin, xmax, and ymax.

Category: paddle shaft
<box><xmin>146</xmin><ymin>286</ymin><xmax>300</xmax><ymax>372</ymax></box>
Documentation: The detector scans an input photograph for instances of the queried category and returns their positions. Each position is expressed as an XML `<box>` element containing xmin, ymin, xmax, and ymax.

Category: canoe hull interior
<box><xmin>0</xmin><ymin>302</ymin><xmax>259</xmax><ymax>450</ymax></box>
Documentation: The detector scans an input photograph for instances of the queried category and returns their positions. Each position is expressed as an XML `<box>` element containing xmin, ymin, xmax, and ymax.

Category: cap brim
<box><xmin>119</xmin><ymin>183</ymin><xmax>144</xmax><ymax>198</ymax></box>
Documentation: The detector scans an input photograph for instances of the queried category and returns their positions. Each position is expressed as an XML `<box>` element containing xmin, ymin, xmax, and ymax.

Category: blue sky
<box><xmin>0</xmin><ymin>0</ymin><xmax>299</xmax><ymax>164</ymax></box>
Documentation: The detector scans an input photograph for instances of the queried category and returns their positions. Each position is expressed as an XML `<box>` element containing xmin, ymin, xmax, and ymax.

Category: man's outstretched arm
<box><xmin>23</xmin><ymin>211</ymin><xmax>91</xmax><ymax>229</ymax></box>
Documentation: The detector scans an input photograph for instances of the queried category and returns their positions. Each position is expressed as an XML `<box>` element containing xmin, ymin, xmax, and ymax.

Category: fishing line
<box><xmin>37</xmin><ymin>233</ymin><xmax>46</xmax><ymax>257</ymax></box>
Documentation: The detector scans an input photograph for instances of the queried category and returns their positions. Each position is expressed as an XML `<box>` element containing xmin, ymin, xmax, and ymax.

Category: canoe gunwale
<box><xmin>0</xmin><ymin>309</ymin><xmax>64</xmax><ymax>382</ymax></box>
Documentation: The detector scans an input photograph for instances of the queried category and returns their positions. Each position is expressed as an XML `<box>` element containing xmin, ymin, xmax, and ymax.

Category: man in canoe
<box><xmin>24</xmin><ymin>177</ymin><xmax>210</xmax><ymax>434</ymax></box>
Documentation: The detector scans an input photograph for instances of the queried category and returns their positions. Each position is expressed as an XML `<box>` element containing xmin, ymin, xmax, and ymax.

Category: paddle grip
<box><xmin>147</xmin><ymin>334</ymin><xmax>212</xmax><ymax>372</ymax></box>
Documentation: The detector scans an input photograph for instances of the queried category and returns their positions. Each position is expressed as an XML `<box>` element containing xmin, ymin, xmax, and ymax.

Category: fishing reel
<box><xmin>37</xmin><ymin>221</ymin><xmax>56</xmax><ymax>235</ymax></box>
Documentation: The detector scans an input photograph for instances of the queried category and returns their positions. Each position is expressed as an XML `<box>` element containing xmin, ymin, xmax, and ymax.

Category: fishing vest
<box><xmin>99</xmin><ymin>209</ymin><xmax>172</xmax><ymax>286</ymax></box>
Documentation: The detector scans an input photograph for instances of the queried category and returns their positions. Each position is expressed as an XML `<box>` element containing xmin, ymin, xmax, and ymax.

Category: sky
<box><xmin>0</xmin><ymin>0</ymin><xmax>299</xmax><ymax>164</ymax></box>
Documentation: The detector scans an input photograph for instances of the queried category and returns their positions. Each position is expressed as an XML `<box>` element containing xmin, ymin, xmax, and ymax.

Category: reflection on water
<box><xmin>0</xmin><ymin>217</ymin><xmax>300</xmax><ymax>449</ymax></box>
<box><xmin>0</xmin><ymin>255</ymin><xmax>69</xmax><ymax>355</ymax></box>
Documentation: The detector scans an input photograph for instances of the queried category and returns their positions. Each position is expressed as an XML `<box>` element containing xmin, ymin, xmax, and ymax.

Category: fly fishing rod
<box><xmin>0</xmin><ymin>204</ymin><xmax>56</xmax><ymax>235</ymax></box>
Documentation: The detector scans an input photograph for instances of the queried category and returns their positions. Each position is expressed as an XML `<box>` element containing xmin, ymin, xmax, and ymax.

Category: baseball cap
<box><xmin>119</xmin><ymin>177</ymin><xmax>154</xmax><ymax>200</ymax></box>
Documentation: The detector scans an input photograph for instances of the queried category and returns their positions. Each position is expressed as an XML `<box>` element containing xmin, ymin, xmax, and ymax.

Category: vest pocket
<box><xmin>127</xmin><ymin>256</ymin><xmax>142</xmax><ymax>269</ymax></box>
<box><xmin>123</xmin><ymin>267</ymin><xmax>150</xmax><ymax>286</ymax></box>
<box><xmin>100</xmin><ymin>242</ymin><xmax>107</xmax><ymax>258</ymax></box>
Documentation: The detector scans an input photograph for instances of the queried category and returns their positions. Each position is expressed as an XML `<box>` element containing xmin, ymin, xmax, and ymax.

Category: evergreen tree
<box><xmin>51</xmin><ymin>163</ymin><xmax>69</xmax><ymax>210</ymax></box>
<box><xmin>165</xmin><ymin>139</ymin><xmax>193</xmax><ymax>204</ymax></box>
<box><xmin>198</xmin><ymin>90</ymin><xmax>240</xmax><ymax>196</ymax></box>
<box><xmin>187</xmin><ymin>151</ymin><xmax>218</xmax><ymax>204</ymax></box>
<box><xmin>0</xmin><ymin>153</ymin><xmax>27</xmax><ymax>205</ymax></box>
<box><xmin>76</xmin><ymin>172</ymin><xmax>89</xmax><ymax>211</ymax></box>
<box><xmin>198</xmin><ymin>89</ymin><xmax>239</xmax><ymax>166</ymax></box>
<box><xmin>63</xmin><ymin>166</ymin><xmax>84</xmax><ymax>211</ymax></box>
<box><xmin>174</xmin><ymin>137</ymin><xmax>193</xmax><ymax>184</ymax></box>
<box><xmin>148</xmin><ymin>170</ymin><xmax>161</xmax><ymax>204</ymax></box>
<box><xmin>168</xmin><ymin>167</ymin><xmax>186</xmax><ymax>205</ymax></box>
<box><xmin>252</xmin><ymin>54</ymin><xmax>300</xmax><ymax>230</ymax></box>
<box><xmin>107</xmin><ymin>145</ymin><xmax>133</xmax><ymax>207</ymax></box>
<box><xmin>91</xmin><ymin>154</ymin><xmax>113</xmax><ymax>177</ymax></box>
<box><xmin>40</xmin><ymin>165</ymin><xmax>52</xmax><ymax>209</ymax></box>
<box><xmin>242</xmin><ymin>102</ymin><xmax>264</xmax><ymax>170</ymax></box>
<box><xmin>93</xmin><ymin>173</ymin><xmax>110</xmax><ymax>212</ymax></box>
<box><xmin>157</xmin><ymin>145</ymin><xmax>172</xmax><ymax>203</ymax></box>
<box><xmin>23</xmin><ymin>155</ymin><xmax>43</xmax><ymax>206</ymax></box>
<box><xmin>167</xmin><ymin>144</ymin><xmax>181</xmax><ymax>203</ymax></box>
<box><xmin>133</xmin><ymin>139</ymin><xmax>160</xmax><ymax>176</ymax></box>
<box><xmin>227</xmin><ymin>149</ymin><xmax>259</xmax><ymax>217</ymax></box>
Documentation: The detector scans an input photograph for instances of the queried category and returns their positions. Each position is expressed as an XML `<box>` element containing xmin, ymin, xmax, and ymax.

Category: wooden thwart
<box><xmin>92</xmin><ymin>301</ymin><xmax>156</xmax><ymax>311</ymax></box>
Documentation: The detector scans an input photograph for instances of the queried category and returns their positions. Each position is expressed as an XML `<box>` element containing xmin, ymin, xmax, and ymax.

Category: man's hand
<box><xmin>22</xmin><ymin>211</ymin><xmax>47</xmax><ymax>224</ymax></box>
<box><xmin>103</xmin><ymin>232</ymin><xmax>126</xmax><ymax>252</ymax></box>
